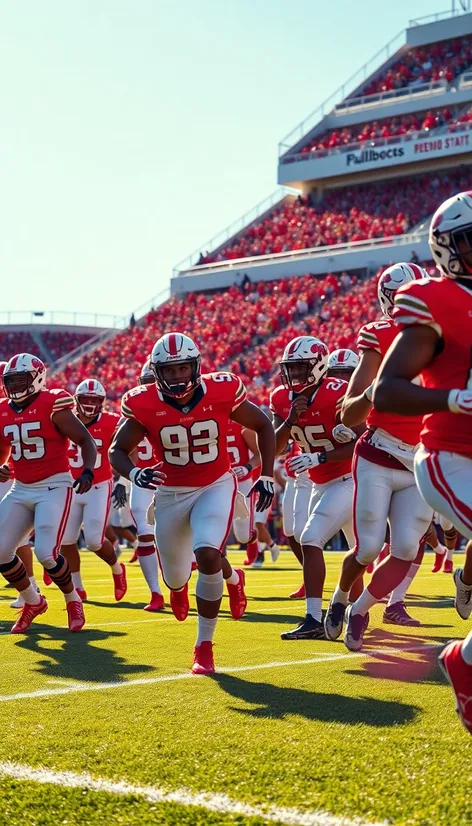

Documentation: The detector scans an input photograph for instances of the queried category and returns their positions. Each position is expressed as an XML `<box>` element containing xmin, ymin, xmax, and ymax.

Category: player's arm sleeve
<box><xmin>121</xmin><ymin>394</ymin><xmax>136</xmax><ymax>419</ymax></box>
<box><xmin>393</xmin><ymin>285</ymin><xmax>442</xmax><ymax>336</ymax></box>
<box><xmin>231</xmin><ymin>375</ymin><xmax>247</xmax><ymax>411</ymax></box>
<box><xmin>51</xmin><ymin>389</ymin><xmax>74</xmax><ymax>414</ymax></box>
<box><xmin>357</xmin><ymin>325</ymin><xmax>380</xmax><ymax>353</ymax></box>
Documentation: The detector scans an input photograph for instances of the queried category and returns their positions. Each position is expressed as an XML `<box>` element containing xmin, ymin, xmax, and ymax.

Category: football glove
<box><xmin>332</xmin><ymin>423</ymin><xmax>357</xmax><ymax>443</ymax></box>
<box><xmin>73</xmin><ymin>468</ymin><xmax>94</xmax><ymax>494</ymax></box>
<box><xmin>130</xmin><ymin>464</ymin><xmax>166</xmax><ymax>489</ymax></box>
<box><xmin>448</xmin><ymin>389</ymin><xmax>472</xmax><ymax>415</ymax></box>
<box><xmin>112</xmin><ymin>482</ymin><xmax>127</xmax><ymax>508</ymax></box>
<box><xmin>287</xmin><ymin>453</ymin><xmax>327</xmax><ymax>475</ymax></box>
<box><xmin>249</xmin><ymin>476</ymin><xmax>275</xmax><ymax>512</ymax></box>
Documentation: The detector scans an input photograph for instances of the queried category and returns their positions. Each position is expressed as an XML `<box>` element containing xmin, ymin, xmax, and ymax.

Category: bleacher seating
<box><xmin>42</xmin><ymin>331</ymin><xmax>94</xmax><ymax>362</ymax></box>
<box><xmin>0</xmin><ymin>332</ymin><xmax>42</xmax><ymax>362</ymax></box>
<box><xmin>200</xmin><ymin>167</ymin><xmax>471</xmax><ymax>263</ymax></box>
<box><xmin>298</xmin><ymin>106</ymin><xmax>454</xmax><ymax>156</ymax></box>
<box><xmin>359</xmin><ymin>34</ymin><xmax>472</xmax><ymax>97</ymax></box>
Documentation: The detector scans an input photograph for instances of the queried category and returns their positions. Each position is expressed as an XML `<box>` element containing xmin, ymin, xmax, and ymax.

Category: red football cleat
<box><xmin>76</xmin><ymin>588</ymin><xmax>87</xmax><ymax>601</ymax></box>
<box><xmin>144</xmin><ymin>592</ymin><xmax>165</xmax><ymax>612</ymax></box>
<box><xmin>226</xmin><ymin>569</ymin><xmax>247</xmax><ymax>620</ymax></box>
<box><xmin>443</xmin><ymin>559</ymin><xmax>453</xmax><ymax>574</ymax></box>
<box><xmin>43</xmin><ymin>570</ymin><xmax>53</xmax><ymax>587</ymax></box>
<box><xmin>128</xmin><ymin>551</ymin><xmax>138</xmax><ymax>564</ymax></box>
<box><xmin>289</xmin><ymin>583</ymin><xmax>306</xmax><ymax>599</ymax></box>
<box><xmin>170</xmin><ymin>583</ymin><xmax>189</xmax><ymax>621</ymax></box>
<box><xmin>11</xmin><ymin>596</ymin><xmax>48</xmax><ymax>633</ymax></box>
<box><xmin>439</xmin><ymin>640</ymin><xmax>472</xmax><ymax>735</ymax></box>
<box><xmin>432</xmin><ymin>552</ymin><xmax>446</xmax><ymax>573</ymax></box>
<box><xmin>112</xmin><ymin>563</ymin><xmax>127</xmax><ymax>601</ymax></box>
<box><xmin>67</xmin><ymin>599</ymin><xmax>85</xmax><ymax>632</ymax></box>
<box><xmin>192</xmin><ymin>641</ymin><xmax>215</xmax><ymax>675</ymax></box>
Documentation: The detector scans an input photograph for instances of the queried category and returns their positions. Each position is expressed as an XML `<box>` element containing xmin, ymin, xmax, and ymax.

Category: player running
<box><xmin>0</xmin><ymin>354</ymin><xmax>96</xmax><ymax>632</ymax></box>
<box><xmin>227</xmin><ymin>419</ymin><xmax>260</xmax><ymax>566</ymax></box>
<box><xmin>326</xmin><ymin>263</ymin><xmax>433</xmax><ymax>650</ymax></box>
<box><xmin>271</xmin><ymin>336</ymin><xmax>361</xmax><ymax>640</ymax></box>
<box><xmin>110</xmin><ymin>332</ymin><xmax>275</xmax><ymax>675</ymax></box>
<box><xmin>60</xmin><ymin>379</ymin><xmax>127</xmax><ymax>602</ymax></box>
<box><xmin>374</xmin><ymin>193</ymin><xmax>472</xmax><ymax>734</ymax></box>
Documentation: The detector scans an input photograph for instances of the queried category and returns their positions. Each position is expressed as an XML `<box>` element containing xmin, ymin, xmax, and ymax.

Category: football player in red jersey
<box><xmin>227</xmin><ymin>420</ymin><xmax>260</xmax><ymax>566</ymax></box>
<box><xmin>126</xmin><ymin>359</ymin><xmax>164</xmax><ymax>611</ymax></box>
<box><xmin>271</xmin><ymin>336</ymin><xmax>363</xmax><ymax>640</ymax></box>
<box><xmin>60</xmin><ymin>379</ymin><xmax>127</xmax><ymax>603</ymax></box>
<box><xmin>0</xmin><ymin>354</ymin><xmax>96</xmax><ymax>633</ymax></box>
<box><xmin>0</xmin><ymin>360</ymin><xmax>39</xmax><ymax>609</ymax></box>
<box><xmin>326</xmin><ymin>264</ymin><xmax>433</xmax><ymax>651</ymax></box>
<box><xmin>280</xmin><ymin>439</ymin><xmax>312</xmax><ymax>598</ymax></box>
<box><xmin>374</xmin><ymin>194</ymin><xmax>472</xmax><ymax>735</ymax></box>
<box><xmin>110</xmin><ymin>332</ymin><xmax>275</xmax><ymax>675</ymax></box>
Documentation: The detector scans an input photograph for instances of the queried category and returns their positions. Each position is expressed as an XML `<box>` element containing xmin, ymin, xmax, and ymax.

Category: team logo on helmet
<box><xmin>378</xmin><ymin>262</ymin><xmax>428</xmax><ymax>318</ymax></box>
<box><xmin>280</xmin><ymin>336</ymin><xmax>329</xmax><ymax>392</ymax></box>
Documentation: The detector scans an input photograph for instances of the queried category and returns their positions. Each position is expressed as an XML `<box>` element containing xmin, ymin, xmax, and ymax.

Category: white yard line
<box><xmin>0</xmin><ymin>643</ymin><xmax>441</xmax><ymax>703</ymax></box>
<box><xmin>0</xmin><ymin>760</ymin><xmax>388</xmax><ymax>826</ymax></box>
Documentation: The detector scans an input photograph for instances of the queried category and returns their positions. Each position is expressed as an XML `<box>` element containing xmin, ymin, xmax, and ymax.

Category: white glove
<box><xmin>363</xmin><ymin>382</ymin><xmax>375</xmax><ymax>403</ymax></box>
<box><xmin>287</xmin><ymin>453</ymin><xmax>323</xmax><ymax>475</ymax></box>
<box><xmin>332</xmin><ymin>423</ymin><xmax>357</xmax><ymax>443</ymax></box>
<box><xmin>233</xmin><ymin>464</ymin><xmax>251</xmax><ymax>479</ymax></box>
<box><xmin>448</xmin><ymin>389</ymin><xmax>472</xmax><ymax>415</ymax></box>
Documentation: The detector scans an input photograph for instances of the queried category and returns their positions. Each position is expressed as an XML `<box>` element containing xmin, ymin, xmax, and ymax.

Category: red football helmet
<box><xmin>75</xmin><ymin>379</ymin><xmax>106</xmax><ymax>418</ymax></box>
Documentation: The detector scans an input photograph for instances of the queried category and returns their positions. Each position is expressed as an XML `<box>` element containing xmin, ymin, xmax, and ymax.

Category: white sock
<box><xmin>71</xmin><ymin>572</ymin><xmax>84</xmax><ymax>591</ymax></box>
<box><xmin>65</xmin><ymin>588</ymin><xmax>81</xmax><ymax>604</ymax></box>
<box><xmin>137</xmin><ymin>550</ymin><xmax>161</xmax><ymax>593</ymax></box>
<box><xmin>113</xmin><ymin>540</ymin><xmax>120</xmax><ymax>553</ymax></box>
<box><xmin>388</xmin><ymin>562</ymin><xmax>420</xmax><ymax>606</ymax></box>
<box><xmin>196</xmin><ymin>615</ymin><xmax>218</xmax><ymax>645</ymax></box>
<box><xmin>257</xmin><ymin>542</ymin><xmax>265</xmax><ymax>553</ymax></box>
<box><xmin>30</xmin><ymin>576</ymin><xmax>39</xmax><ymax>592</ymax></box>
<box><xmin>306</xmin><ymin>597</ymin><xmax>322</xmax><ymax>622</ymax></box>
<box><xmin>447</xmin><ymin>548</ymin><xmax>454</xmax><ymax>561</ymax></box>
<box><xmin>332</xmin><ymin>586</ymin><xmax>350</xmax><ymax>606</ymax></box>
<box><xmin>352</xmin><ymin>588</ymin><xmax>377</xmax><ymax>616</ymax></box>
<box><xmin>19</xmin><ymin>584</ymin><xmax>41</xmax><ymax>605</ymax></box>
<box><xmin>461</xmin><ymin>629</ymin><xmax>472</xmax><ymax>665</ymax></box>
<box><xmin>111</xmin><ymin>561</ymin><xmax>122</xmax><ymax>574</ymax></box>
<box><xmin>225</xmin><ymin>568</ymin><xmax>239</xmax><ymax>586</ymax></box>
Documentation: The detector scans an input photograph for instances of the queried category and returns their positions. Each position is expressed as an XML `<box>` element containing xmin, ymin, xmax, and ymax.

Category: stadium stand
<box><xmin>0</xmin><ymin>332</ymin><xmax>42</xmax><ymax>361</ymax></box>
<box><xmin>41</xmin><ymin>331</ymin><xmax>94</xmax><ymax>362</ymax></box>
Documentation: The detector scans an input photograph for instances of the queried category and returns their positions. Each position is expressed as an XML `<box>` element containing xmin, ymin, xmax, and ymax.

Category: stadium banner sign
<box><xmin>278</xmin><ymin>129</ymin><xmax>472</xmax><ymax>185</ymax></box>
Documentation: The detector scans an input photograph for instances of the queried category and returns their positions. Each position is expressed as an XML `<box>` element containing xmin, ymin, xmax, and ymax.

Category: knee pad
<box><xmin>389</xmin><ymin>544</ymin><xmax>418</xmax><ymax>562</ymax></box>
<box><xmin>354</xmin><ymin>543</ymin><xmax>383</xmax><ymax>566</ymax></box>
<box><xmin>195</xmin><ymin>571</ymin><xmax>224</xmax><ymax>602</ymax></box>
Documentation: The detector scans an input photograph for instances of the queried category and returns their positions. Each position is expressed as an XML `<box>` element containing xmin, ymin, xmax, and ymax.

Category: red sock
<box><xmin>368</xmin><ymin>556</ymin><xmax>411</xmax><ymax>601</ymax></box>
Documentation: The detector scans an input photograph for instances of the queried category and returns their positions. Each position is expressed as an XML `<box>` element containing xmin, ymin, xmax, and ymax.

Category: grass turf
<box><xmin>0</xmin><ymin>549</ymin><xmax>470</xmax><ymax>826</ymax></box>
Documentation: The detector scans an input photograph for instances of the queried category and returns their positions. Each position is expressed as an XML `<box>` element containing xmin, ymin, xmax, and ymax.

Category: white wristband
<box><xmin>448</xmin><ymin>389</ymin><xmax>461</xmax><ymax>413</ymax></box>
<box><xmin>129</xmin><ymin>467</ymin><xmax>139</xmax><ymax>483</ymax></box>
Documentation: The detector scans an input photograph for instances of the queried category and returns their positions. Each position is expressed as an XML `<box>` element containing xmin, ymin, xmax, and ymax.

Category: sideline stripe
<box><xmin>0</xmin><ymin>644</ymin><xmax>441</xmax><ymax>703</ymax></box>
<box><xmin>0</xmin><ymin>760</ymin><xmax>387</xmax><ymax>826</ymax></box>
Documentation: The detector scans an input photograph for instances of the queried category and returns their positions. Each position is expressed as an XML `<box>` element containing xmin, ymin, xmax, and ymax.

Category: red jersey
<box><xmin>227</xmin><ymin>420</ymin><xmax>253</xmax><ymax>481</ymax></box>
<box><xmin>394</xmin><ymin>276</ymin><xmax>472</xmax><ymax>459</ymax></box>
<box><xmin>0</xmin><ymin>388</ymin><xmax>73</xmax><ymax>483</ymax></box>
<box><xmin>270</xmin><ymin>377</ymin><xmax>351</xmax><ymax>484</ymax></box>
<box><xmin>358</xmin><ymin>318</ymin><xmax>421</xmax><ymax>447</ymax></box>
<box><xmin>68</xmin><ymin>411</ymin><xmax>119</xmax><ymax>484</ymax></box>
<box><xmin>135</xmin><ymin>436</ymin><xmax>156</xmax><ymax>470</ymax></box>
<box><xmin>121</xmin><ymin>372</ymin><xmax>247</xmax><ymax>487</ymax></box>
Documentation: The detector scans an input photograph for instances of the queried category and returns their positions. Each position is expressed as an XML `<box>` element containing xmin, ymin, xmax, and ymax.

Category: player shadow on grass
<box><xmin>239</xmin><ymin>610</ymin><xmax>308</xmax><ymax>624</ymax></box>
<box><xmin>12</xmin><ymin>625</ymin><xmax>155</xmax><ymax>683</ymax></box>
<box><xmin>212</xmin><ymin>673</ymin><xmax>420</xmax><ymax>727</ymax></box>
<box><xmin>404</xmin><ymin>594</ymin><xmax>454</xmax><ymax>609</ymax></box>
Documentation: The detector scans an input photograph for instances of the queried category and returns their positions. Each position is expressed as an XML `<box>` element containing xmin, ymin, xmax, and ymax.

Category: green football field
<box><xmin>0</xmin><ymin>550</ymin><xmax>470</xmax><ymax>826</ymax></box>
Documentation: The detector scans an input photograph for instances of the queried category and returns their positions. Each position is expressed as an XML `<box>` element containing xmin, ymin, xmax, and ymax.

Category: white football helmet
<box><xmin>2</xmin><ymin>353</ymin><xmax>46</xmax><ymax>402</ymax></box>
<box><xmin>429</xmin><ymin>191</ymin><xmax>472</xmax><ymax>279</ymax></box>
<box><xmin>377</xmin><ymin>262</ymin><xmax>428</xmax><ymax>318</ymax></box>
<box><xmin>75</xmin><ymin>378</ymin><xmax>106</xmax><ymax>418</ymax></box>
<box><xmin>151</xmin><ymin>332</ymin><xmax>202</xmax><ymax>398</ymax></box>
<box><xmin>138</xmin><ymin>358</ymin><xmax>154</xmax><ymax>386</ymax></box>
<box><xmin>328</xmin><ymin>349</ymin><xmax>359</xmax><ymax>374</ymax></box>
<box><xmin>280</xmin><ymin>336</ymin><xmax>329</xmax><ymax>392</ymax></box>
<box><xmin>0</xmin><ymin>361</ymin><xmax>7</xmax><ymax>399</ymax></box>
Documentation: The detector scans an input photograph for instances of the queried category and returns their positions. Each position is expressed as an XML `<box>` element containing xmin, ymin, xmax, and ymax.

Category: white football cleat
<box><xmin>454</xmin><ymin>568</ymin><xmax>472</xmax><ymax>620</ymax></box>
<box><xmin>269</xmin><ymin>543</ymin><xmax>280</xmax><ymax>563</ymax></box>
<box><xmin>10</xmin><ymin>595</ymin><xmax>25</xmax><ymax>609</ymax></box>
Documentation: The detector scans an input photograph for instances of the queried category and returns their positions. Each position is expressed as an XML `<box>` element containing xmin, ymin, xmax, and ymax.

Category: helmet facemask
<box><xmin>449</xmin><ymin>225</ymin><xmax>472</xmax><ymax>276</ymax></box>
<box><xmin>3</xmin><ymin>370</ymin><xmax>40</xmax><ymax>402</ymax></box>
<box><xmin>152</xmin><ymin>357</ymin><xmax>202</xmax><ymax>399</ymax></box>
<box><xmin>280</xmin><ymin>359</ymin><xmax>321</xmax><ymax>392</ymax></box>
<box><xmin>76</xmin><ymin>394</ymin><xmax>104</xmax><ymax>418</ymax></box>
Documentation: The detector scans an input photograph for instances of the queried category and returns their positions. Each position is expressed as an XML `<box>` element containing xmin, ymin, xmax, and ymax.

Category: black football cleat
<box><xmin>281</xmin><ymin>613</ymin><xmax>326</xmax><ymax>640</ymax></box>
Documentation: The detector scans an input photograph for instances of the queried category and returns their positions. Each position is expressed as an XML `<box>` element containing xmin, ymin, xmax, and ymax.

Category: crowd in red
<box><xmin>299</xmin><ymin>106</ymin><xmax>454</xmax><ymax>155</ymax></box>
<box><xmin>360</xmin><ymin>34</ymin><xmax>472</xmax><ymax>97</ymax></box>
<box><xmin>42</xmin><ymin>331</ymin><xmax>93</xmax><ymax>362</ymax></box>
<box><xmin>0</xmin><ymin>332</ymin><xmax>42</xmax><ymax>362</ymax></box>
<box><xmin>198</xmin><ymin>167</ymin><xmax>471</xmax><ymax>263</ymax></box>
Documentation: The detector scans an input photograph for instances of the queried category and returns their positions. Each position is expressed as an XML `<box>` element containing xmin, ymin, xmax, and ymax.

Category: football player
<box><xmin>427</xmin><ymin>514</ymin><xmax>458</xmax><ymax>574</ymax></box>
<box><xmin>326</xmin><ymin>263</ymin><xmax>433</xmax><ymax>651</ymax></box>
<box><xmin>271</xmin><ymin>336</ymin><xmax>362</xmax><ymax>640</ymax></box>
<box><xmin>227</xmin><ymin>419</ymin><xmax>260</xmax><ymax>566</ymax></box>
<box><xmin>126</xmin><ymin>359</ymin><xmax>164</xmax><ymax>611</ymax></box>
<box><xmin>374</xmin><ymin>194</ymin><xmax>472</xmax><ymax>734</ymax></box>
<box><xmin>280</xmin><ymin>439</ymin><xmax>312</xmax><ymax>598</ymax></box>
<box><xmin>60</xmin><ymin>379</ymin><xmax>127</xmax><ymax>602</ymax></box>
<box><xmin>110</xmin><ymin>332</ymin><xmax>275</xmax><ymax>675</ymax></box>
<box><xmin>0</xmin><ymin>354</ymin><xmax>96</xmax><ymax>632</ymax></box>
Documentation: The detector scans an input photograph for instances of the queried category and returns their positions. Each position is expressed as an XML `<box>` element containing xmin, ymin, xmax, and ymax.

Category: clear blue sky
<box><xmin>1</xmin><ymin>0</ymin><xmax>441</xmax><ymax>319</ymax></box>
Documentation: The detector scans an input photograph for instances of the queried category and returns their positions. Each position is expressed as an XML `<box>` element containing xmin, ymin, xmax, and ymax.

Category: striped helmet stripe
<box><xmin>168</xmin><ymin>333</ymin><xmax>178</xmax><ymax>356</ymax></box>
